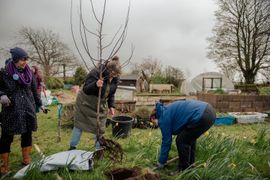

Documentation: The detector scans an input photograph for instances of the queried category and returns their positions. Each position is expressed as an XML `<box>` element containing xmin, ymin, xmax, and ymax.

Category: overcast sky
<box><xmin>0</xmin><ymin>0</ymin><xmax>218</xmax><ymax>77</ymax></box>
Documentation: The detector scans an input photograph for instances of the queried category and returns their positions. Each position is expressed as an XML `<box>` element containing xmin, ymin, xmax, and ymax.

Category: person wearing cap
<box><xmin>69</xmin><ymin>56</ymin><xmax>121</xmax><ymax>154</ymax></box>
<box><xmin>150</xmin><ymin>100</ymin><xmax>216</xmax><ymax>172</ymax></box>
<box><xmin>0</xmin><ymin>47</ymin><xmax>46</xmax><ymax>176</ymax></box>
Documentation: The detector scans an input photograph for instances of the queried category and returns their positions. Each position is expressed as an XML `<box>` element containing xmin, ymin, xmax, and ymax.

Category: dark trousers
<box><xmin>176</xmin><ymin>104</ymin><xmax>216</xmax><ymax>171</ymax></box>
<box><xmin>0</xmin><ymin>131</ymin><xmax>32</xmax><ymax>153</ymax></box>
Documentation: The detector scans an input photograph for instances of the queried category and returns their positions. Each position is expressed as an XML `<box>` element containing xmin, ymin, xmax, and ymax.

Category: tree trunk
<box><xmin>44</xmin><ymin>65</ymin><xmax>51</xmax><ymax>77</ymax></box>
<box><xmin>63</xmin><ymin>64</ymin><xmax>66</xmax><ymax>81</ymax></box>
<box><xmin>243</xmin><ymin>72</ymin><xmax>255</xmax><ymax>84</ymax></box>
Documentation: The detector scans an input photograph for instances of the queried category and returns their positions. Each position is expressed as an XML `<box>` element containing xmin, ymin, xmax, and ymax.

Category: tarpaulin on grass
<box><xmin>14</xmin><ymin>150</ymin><xmax>94</xmax><ymax>179</ymax></box>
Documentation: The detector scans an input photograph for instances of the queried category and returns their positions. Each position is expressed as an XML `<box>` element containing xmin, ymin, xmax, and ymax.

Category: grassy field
<box><xmin>6</xmin><ymin>105</ymin><xmax>270</xmax><ymax>179</ymax></box>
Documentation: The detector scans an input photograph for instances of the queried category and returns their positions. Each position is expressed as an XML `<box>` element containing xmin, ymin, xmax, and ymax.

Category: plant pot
<box><xmin>111</xmin><ymin>116</ymin><xmax>134</xmax><ymax>138</ymax></box>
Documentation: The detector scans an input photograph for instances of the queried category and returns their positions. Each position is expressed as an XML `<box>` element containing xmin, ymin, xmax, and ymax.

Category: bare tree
<box><xmin>218</xmin><ymin>63</ymin><xmax>241</xmax><ymax>82</ymax></box>
<box><xmin>131</xmin><ymin>56</ymin><xmax>162</xmax><ymax>87</ymax></box>
<box><xmin>0</xmin><ymin>48</ymin><xmax>10</xmax><ymax>66</ymax></box>
<box><xmin>18</xmin><ymin>27</ymin><xmax>78</xmax><ymax>77</ymax></box>
<box><xmin>70</xmin><ymin>0</ymin><xmax>133</xmax><ymax>151</ymax></box>
<box><xmin>164</xmin><ymin>65</ymin><xmax>185</xmax><ymax>88</ymax></box>
<box><xmin>208</xmin><ymin>0</ymin><xmax>270</xmax><ymax>84</ymax></box>
<box><xmin>260</xmin><ymin>70</ymin><xmax>270</xmax><ymax>82</ymax></box>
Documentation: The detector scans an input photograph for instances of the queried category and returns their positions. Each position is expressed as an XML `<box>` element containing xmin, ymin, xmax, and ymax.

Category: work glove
<box><xmin>40</xmin><ymin>106</ymin><xmax>50</xmax><ymax>114</ymax></box>
<box><xmin>155</xmin><ymin>162</ymin><xmax>165</xmax><ymax>169</ymax></box>
<box><xmin>0</xmin><ymin>95</ymin><xmax>11</xmax><ymax>106</ymax></box>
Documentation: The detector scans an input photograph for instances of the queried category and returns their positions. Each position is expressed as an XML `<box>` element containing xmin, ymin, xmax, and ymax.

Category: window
<box><xmin>202</xmin><ymin>77</ymin><xmax>222</xmax><ymax>91</ymax></box>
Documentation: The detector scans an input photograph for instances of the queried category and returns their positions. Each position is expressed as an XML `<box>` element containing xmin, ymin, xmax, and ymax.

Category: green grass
<box><xmin>6</xmin><ymin>105</ymin><xmax>270</xmax><ymax>179</ymax></box>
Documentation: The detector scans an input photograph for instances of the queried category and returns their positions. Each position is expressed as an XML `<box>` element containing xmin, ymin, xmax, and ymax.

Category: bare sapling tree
<box><xmin>70</xmin><ymin>0</ymin><xmax>133</xmax><ymax>161</ymax></box>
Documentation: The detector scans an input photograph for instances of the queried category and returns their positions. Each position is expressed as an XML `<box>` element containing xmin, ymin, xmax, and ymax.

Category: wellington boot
<box><xmin>0</xmin><ymin>153</ymin><xmax>10</xmax><ymax>177</ymax></box>
<box><xmin>22</xmin><ymin>146</ymin><xmax>32</xmax><ymax>166</ymax></box>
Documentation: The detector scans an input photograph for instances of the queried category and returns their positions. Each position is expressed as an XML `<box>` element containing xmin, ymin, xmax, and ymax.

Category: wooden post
<box><xmin>62</xmin><ymin>64</ymin><xmax>66</xmax><ymax>82</ymax></box>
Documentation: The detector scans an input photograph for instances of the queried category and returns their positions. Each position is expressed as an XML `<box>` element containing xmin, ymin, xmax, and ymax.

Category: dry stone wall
<box><xmin>197</xmin><ymin>94</ymin><xmax>270</xmax><ymax>112</ymax></box>
<box><xmin>135</xmin><ymin>95</ymin><xmax>195</xmax><ymax>107</ymax></box>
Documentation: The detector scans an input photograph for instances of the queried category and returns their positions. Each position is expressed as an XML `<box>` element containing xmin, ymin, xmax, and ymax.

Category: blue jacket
<box><xmin>156</xmin><ymin>100</ymin><xmax>208</xmax><ymax>164</ymax></box>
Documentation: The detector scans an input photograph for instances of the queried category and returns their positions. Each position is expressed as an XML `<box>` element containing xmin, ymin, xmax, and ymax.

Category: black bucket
<box><xmin>111</xmin><ymin>116</ymin><xmax>134</xmax><ymax>138</ymax></box>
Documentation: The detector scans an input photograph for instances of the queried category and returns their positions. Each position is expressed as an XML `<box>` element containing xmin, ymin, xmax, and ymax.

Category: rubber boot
<box><xmin>22</xmin><ymin>146</ymin><xmax>32</xmax><ymax>166</ymax></box>
<box><xmin>0</xmin><ymin>153</ymin><xmax>10</xmax><ymax>177</ymax></box>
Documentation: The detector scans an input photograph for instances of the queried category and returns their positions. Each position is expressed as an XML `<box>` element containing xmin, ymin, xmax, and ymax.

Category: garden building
<box><xmin>181</xmin><ymin>72</ymin><xmax>234</xmax><ymax>95</ymax></box>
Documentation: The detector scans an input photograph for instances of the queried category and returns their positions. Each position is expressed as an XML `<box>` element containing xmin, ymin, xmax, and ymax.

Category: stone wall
<box><xmin>135</xmin><ymin>95</ymin><xmax>194</xmax><ymax>107</ymax></box>
<box><xmin>115</xmin><ymin>100</ymin><xmax>136</xmax><ymax>113</ymax></box>
<box><xmin>197</xmin><ymin>94</ymin><xmax>270</xmax><ymax>112</ymax></box>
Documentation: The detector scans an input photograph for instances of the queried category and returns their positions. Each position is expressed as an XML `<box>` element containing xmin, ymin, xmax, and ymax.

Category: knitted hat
<box><xmin>10</xmin><ymin>47</ymin><xmax>29</xmax><ymax>63</ymax></box>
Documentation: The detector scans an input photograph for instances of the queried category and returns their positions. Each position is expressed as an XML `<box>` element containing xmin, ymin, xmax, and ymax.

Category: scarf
<box><xmin>6</xmin><ymin>61</ymin><xmax>32</xmax><ymax>86</ymax></box>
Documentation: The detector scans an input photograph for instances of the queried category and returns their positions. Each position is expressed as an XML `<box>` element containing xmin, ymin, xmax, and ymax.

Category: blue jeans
<box><xmin>70</xmin><ymin>127</ymin><xmax>82</xmax><ymax>147</ymax></box>
<box><xmin>70</xmin><ymin>127</ymin><xmax>102</xmax><ymax>150</ymax></box>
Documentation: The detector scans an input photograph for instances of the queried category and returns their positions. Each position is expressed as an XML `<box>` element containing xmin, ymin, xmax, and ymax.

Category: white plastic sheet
<box><xmin>14</xmin><ymin>150</ymin><xmax>94</xmax><ymax>179</ymax></box>
<box><xmin>40</xmin><ymin>90</ymin><xmax>52</xmax><ymax>106</ymax></box>
<box><xmin>229</xmin><ymin>112</ymin><xmax>267</xmax><ymax>123</ymax></box>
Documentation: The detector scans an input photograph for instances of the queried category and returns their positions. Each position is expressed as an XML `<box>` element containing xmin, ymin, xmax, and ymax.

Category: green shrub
<box><xmin>63</xmin><ymin>77</ymin><xmax>75</xmax><ymax>84</ymax></box>
<box><xmin>134</xmin><ymin>106</ymin><xmax>152</xmax><ymax>119</ymax></box>
<box><xmin>74</xmin><ymin>66</ymin><xmax>87</xmax><ymax>86</ymax></box>
<box><xmin>150</xmin><ymin>74</ymin><xmax>182</xmax><ymax>88</ymax></box>
<box><xmin>235</xmin><ymin>84</ymin><xmax>258</xmax><ymax>93</ymax></box>
<box><xmin>214</xmin><ymin>88</ymin><xmax>225</xmax><ymax>94</ymax></box>
<box><xmin>150</xmin><ymin>74</ymin><xmax>168</xmax><ymax>84</ymax></box>
<box><xmin>258</xmin><ymin>87</ymin><xmax>270</xmax><ymax>95</ymax></box>
<box><xmin>44</xmin><ymin>76</ymin><xmax>64</xmax><ymax>89</ymax></box>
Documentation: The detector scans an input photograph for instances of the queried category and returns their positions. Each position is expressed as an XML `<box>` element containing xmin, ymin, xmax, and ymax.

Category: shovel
<box><xmin>57</xmin><ymin>103</ymin><xmax>63</xmax><ymax>142</ymax></box>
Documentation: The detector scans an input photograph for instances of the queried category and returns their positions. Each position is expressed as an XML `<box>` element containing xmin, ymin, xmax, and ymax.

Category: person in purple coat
<box><xmin>150</xmin><ymin>100</ymin><xmax>216</xmax><ymax>172</ymax></box>
<box><xmin>0</xmin><ymin>47</ymin><xmax>47</xmax><ymax>176</ymax></box>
